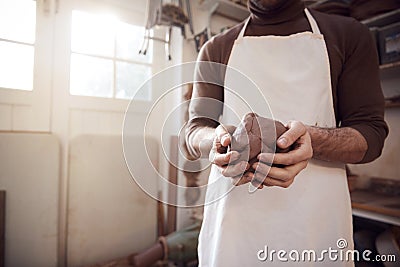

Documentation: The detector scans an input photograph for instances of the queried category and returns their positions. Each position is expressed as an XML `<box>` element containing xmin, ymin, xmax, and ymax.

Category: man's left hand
<box><xmin>251</xmin><ymin>121</ymin><xmax>313</xmax><ymax>188</ymax></box>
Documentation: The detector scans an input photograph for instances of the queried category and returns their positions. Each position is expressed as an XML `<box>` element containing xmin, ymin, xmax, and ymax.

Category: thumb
<box><xmin>215</xmin><ymin>124</ymin><xmax>232</xmax><ymax>147</ymax></box>
<box><xmin>277</xmin><ymin>121</ymin><xmax>306</xmax><ymax>149</ymax></box>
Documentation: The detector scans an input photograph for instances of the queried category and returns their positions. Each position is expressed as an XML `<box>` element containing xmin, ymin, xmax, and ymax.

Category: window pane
<box><xmin>0</xmin><ymin>41</ymin><xmax>34</xmax><ymax>90</ymax></box>
<box><xmin>116</xmin><ymin>22</ymin><xmax>153</xmax><ymax>64</ymax></box>
<box><xmin>116</xmin><ymin>62</ymin><xmax>151</xmax><ymax>100</ymax></box>
<box><xmin>70</xmin><ymin>53</ymin><xmax>113</xmax><ymax>98</ymax></box>
<box><xmin>0</xmin><ymin>0</ymin><xmax>36</xmax><ymax>43</ymax></box>
<box><xmin>71</xmin><ymin>10</ymin><xmax>116</xmax><ymax>57</ymax></box>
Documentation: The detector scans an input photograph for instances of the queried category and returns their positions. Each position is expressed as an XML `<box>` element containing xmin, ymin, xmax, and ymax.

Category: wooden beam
<box><xmin>167</xmin><ymin>136</ymin><xmax>178</xmax><ymax>235</ymax></box>
<box><xmin>0</xmin><ymin>190</ymin><xmax>5</xmax><ymax>267</ymax></box>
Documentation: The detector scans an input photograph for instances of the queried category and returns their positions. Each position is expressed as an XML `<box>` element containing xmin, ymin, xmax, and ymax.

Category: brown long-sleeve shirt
<box><xmin>186</xmin><ymin>0</ymin><xmax>388</xmax><ymax>163</ymax></box>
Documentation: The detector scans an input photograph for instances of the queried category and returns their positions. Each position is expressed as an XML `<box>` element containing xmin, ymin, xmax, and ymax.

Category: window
<box><xmin>0</xmin><ymin>0</ymin><xmax>36</xmax><ymax>91</ymax></box>
<box><xmin>70</xmin><ymin>10</ymin><xmax>153</xmax><ymax>100</ymax></box>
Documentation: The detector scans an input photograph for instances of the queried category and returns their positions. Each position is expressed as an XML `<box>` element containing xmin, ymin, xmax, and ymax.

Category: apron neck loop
<box><xmin>304</xmin><ymin>8</ymin><xmax>321</xmax><ymax>35</ymax></box>
<box><xmin>238</xmin><ymin>17</ymin><xmax>250</xmax><ymax>38</ymax></box>
<box><xmin>238</xmin><ymin>8</ymin><xmax>321</xmax><ymax>38</ymax></box>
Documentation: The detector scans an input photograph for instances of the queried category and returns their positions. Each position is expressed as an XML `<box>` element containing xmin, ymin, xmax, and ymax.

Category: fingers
<box><xmin>210</xmin><ymin>150</ymin><xmax>240</xmax><ymax>167</ymax></box>
<box><xmin>276</xmin><ymin>121</ymin><xmax>307</xmax><ymax>150</ymax></box>
<box><xmin>220</xmin><ymin>161</ymin><xmax>249</xmax><ymax>177</ymax></box>
<box><xmin>232</xmin><ymin>172</ymin><xmax>263</xmax><ymax>188</ymax></box>
<box><xmin>229</xmin><ymin>158</ymin><xmax>308</xmax><ymax>189</ymax></box>
<box><xmin>252</xmin><ymin>160</ymin><xmax>272</xmax><ymax>176</ymax></box>
<box><xmin>209</xmin><ymin>124</ymin><xmax>239</xmax><ymax>165</ymax></box>
<box><xmin>210</xmin><ymin>124</ymin><xmax>251</xmax><ymax>185</ymax></box>
<box><xmin>258</xmin><ymin>132</ymin><xmax>313</xmax><ymax>166</ymax></box>
<box><xmin>253</xmin><ymin>172</ymin><xmax>293</xmax><ymax>188</ymax></box>
<box><xmin>257</xmin><ymin>153</ymin><xmax>274</xmax><ymax>164</ymax></box>
<box><xmin>258</xmin><ymin>148</ymin><xmax>311</xmax><ymax>166</ymax></box>
<box><xmin>252</xmin><ymin>160</ymin><xmax>308</xmax><ymax>188</ymax></box>
<box><xmin>231</xmin><ymin>171</ymin><xmax>253</xmax><ymax>186</ymax></box>
<box><xmin>215</xmin><ymin>125</ymin><xmax>233</xmax><ymax>147</ymax></box>
<box><xmin>210</xmin><ymin>120</ymin><xmax>313</xmax><ymax>189</ymax></box>
<box><xmin>267</xmin><ymin>160</ymin><xmax>308</xmax><ymax>182</ymax></box>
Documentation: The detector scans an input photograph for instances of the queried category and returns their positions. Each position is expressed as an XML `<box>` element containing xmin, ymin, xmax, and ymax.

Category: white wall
<box><xmin>0</xmin><ymin>0</ymin><xmax>184</xmax><ymax>266</ymax></box>
<box><xmin>67</xmin><ymin>135</ymin><xmax>159</xmax><ymax>267</ymax></box>
<box><xmin>0</xmin><ymin>133</ymin><xmax>59</xmax><ymax>267</ymax></box>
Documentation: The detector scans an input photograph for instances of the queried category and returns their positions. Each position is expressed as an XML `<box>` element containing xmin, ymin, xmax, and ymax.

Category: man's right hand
<box><xmin>209</xmin><ymin>124</ymin><xmax>252</xmax><ymax>186</ymax></box>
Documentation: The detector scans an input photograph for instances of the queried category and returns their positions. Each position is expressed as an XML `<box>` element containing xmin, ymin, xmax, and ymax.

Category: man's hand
<box><xmin>231</xmin><ymin>113</ymin><xmax>288</xmax><ymax>162</ymax></box>
<box><xmin>252</xmin><ymin>121</ymin><xmax>313</xmax><ymax>188</ymax></box>
<box><xmin>209</xmin><ymin>124</ymin><xmax>252</xmax><ymax>186</ymax></box>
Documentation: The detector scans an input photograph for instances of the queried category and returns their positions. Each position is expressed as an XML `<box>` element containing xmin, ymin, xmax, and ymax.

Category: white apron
<box><xmin>198</xmin><ymin>9</ymin><xmax>354</xmax><ymax>267</ymax></box>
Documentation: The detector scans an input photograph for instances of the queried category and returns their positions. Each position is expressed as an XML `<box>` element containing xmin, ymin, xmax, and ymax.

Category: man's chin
<box><xmin>250</xmin><ymin>0</ymin><xmax>288</xmax><ymax>12</ymax></box>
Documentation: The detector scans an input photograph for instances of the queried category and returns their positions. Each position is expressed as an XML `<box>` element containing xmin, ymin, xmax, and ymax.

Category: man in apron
<box><xmin>185</xmin><ymin>0</ymin><xmax>388</xmax><ymax>266</ymax></box>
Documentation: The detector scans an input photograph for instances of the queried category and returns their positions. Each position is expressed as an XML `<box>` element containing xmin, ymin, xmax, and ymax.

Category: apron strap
<box><xmin>238</xmin><ymin>17</ymin><xmax>250</xmax><ymax>38</ymax></box>
<box><xmin>304</xmin><ymin>8</ymin><xmax>321</xmax><ymax>35</ymax></box>
<box><xmin>238</xmin><ymin>8</ymin><xmax>321</xmax><ymax>38</ymax></box>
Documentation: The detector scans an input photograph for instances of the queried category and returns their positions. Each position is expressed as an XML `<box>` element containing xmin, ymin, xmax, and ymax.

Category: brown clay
<box><xmin>230</xmin><ymin>113</ymin><xmax>288</xmax><ymax>169</ymax></box>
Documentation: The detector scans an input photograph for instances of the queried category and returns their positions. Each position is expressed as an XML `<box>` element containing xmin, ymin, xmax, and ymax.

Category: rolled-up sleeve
<box><xmin>337</xmin><ymin>20</ymin><xmax>388</xmax><ymax>163</ymax></box>
<box><xmin>185</xmin><ymin>37</ymin><xmax>225</xmax><ymax>158</ymax></box>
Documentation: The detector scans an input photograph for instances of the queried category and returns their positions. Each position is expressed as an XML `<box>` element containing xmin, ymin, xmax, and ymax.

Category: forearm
<box><xmin>306</xmin><ymin>126</ymin><xmax>368</xmax><ymax>163</ymax></box>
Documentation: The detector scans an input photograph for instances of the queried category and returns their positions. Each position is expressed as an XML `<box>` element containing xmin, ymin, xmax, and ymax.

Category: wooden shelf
<box><xmin>351</xmin><ymin>190</ymin><xmax>400</xmax><ymax>221</ymax></box>
<box><xmin>380</xmin><ymin>61</ymin><xmax>400</xmax><ymax>70</ymax></box>
<box><xmin>353</xmin><ymin>208</ymin><xmax>400</xmax><ymax>226</ymax></box>
<box><xmin>361</xmin><ymin>9</ymin><xmax>400</xmax><ymax>28</ymax></box>
<box><xmin>385</xmin><ymin>102</ymin><xmax>400</xmax><ymax>108</ymax></box>
<box><xmin>200</xmin><ymin>0</ymin><xmax>250</xmax><ymax>21</ymax></box>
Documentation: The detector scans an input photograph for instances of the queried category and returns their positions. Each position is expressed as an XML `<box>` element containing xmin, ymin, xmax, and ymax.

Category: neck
<box><xmin>248</xmin><ymin>0</ymin><xmax>305</xmax><ymax>25</ymax></box>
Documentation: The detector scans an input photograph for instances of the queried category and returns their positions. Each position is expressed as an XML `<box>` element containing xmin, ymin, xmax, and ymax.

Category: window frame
<box><xmin>52</xmin><ymin>0</ymin><xmax>157</xmax><ymax>115</ymax></box>
<box><xmin>68</xmin><ymin>9</ymin><xmax>154</xmax><ymax>101</ymax></box>
<box><xmin>0</xmin><ymin>0</ymin><xmax>55</xmax><ymax>131</ymax></box>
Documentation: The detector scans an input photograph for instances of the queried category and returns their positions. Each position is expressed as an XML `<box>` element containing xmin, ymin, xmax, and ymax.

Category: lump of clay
<box><xmin>230</xmin><ymin>113</ymin><xmax>288</xmax><ymax>166</ymax></box>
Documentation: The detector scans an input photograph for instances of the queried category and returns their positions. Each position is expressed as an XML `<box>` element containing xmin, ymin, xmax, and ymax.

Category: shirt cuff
<box><xmin>348</xmin><ymin>123</ymin><xmax>387</xmax><ymax>163</ymax></box>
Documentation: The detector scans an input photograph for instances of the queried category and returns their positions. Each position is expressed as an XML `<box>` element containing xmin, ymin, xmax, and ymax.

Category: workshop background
<box><xmin>0</xmin><ymin>0</ymin><xmax>399</xmax><ymax>267</ymax></box>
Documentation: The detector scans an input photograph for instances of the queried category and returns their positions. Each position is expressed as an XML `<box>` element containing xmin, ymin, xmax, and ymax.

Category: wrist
<box><xmin>195</xmin><ymin>126</ymin><xmax>216</xmax><ymax>158</ymax></box>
